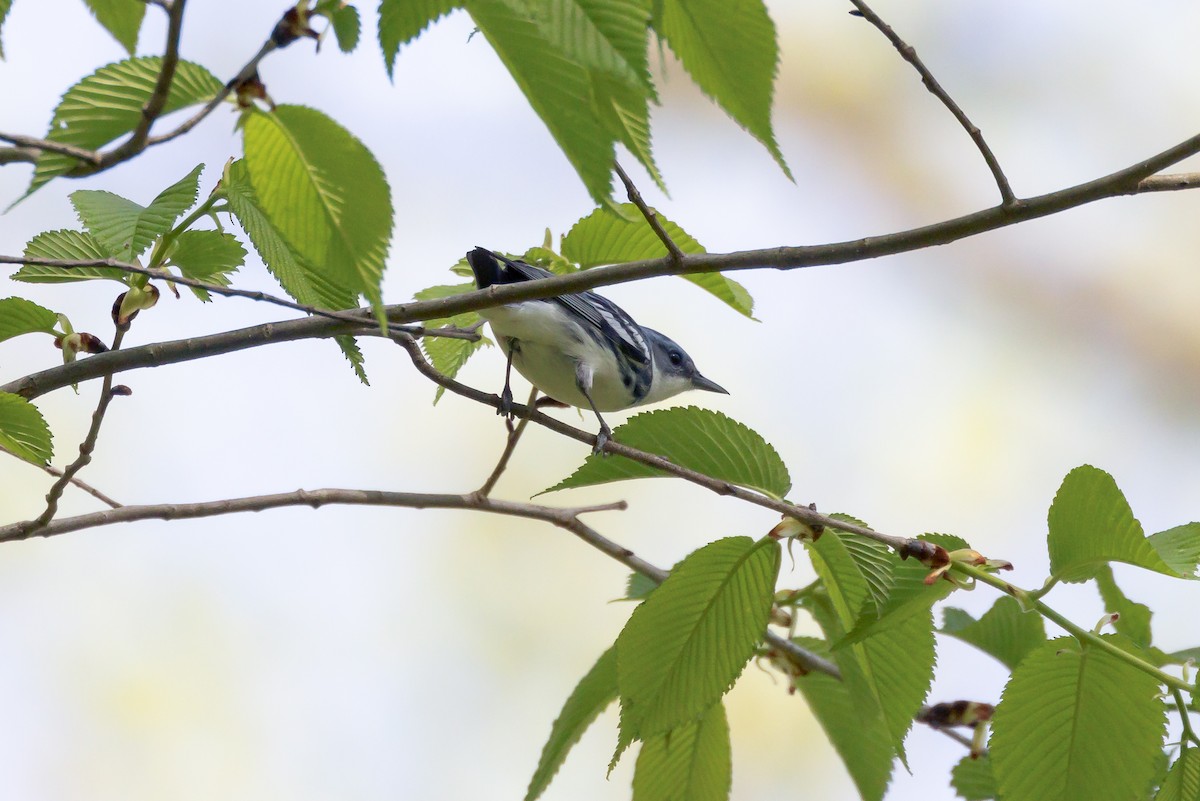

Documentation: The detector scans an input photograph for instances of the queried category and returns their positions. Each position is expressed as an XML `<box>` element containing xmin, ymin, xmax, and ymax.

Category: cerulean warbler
<box><xmin>466</xmin><ymin>247</ymin><xmax>728</xmax><ymax>451</ymax></box>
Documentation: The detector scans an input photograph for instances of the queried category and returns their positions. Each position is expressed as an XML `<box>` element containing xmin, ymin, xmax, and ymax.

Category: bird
<box><xmin>465</xmin><ymin>246</ymin><xmax>728</xmax><ymax>452</ymax></box>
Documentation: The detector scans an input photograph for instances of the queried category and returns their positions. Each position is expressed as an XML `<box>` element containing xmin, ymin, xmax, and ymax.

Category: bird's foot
<box><xmin>593</xmin><ymin>423</ymin><xmax>613</xmax><ymax>456</ymax></box>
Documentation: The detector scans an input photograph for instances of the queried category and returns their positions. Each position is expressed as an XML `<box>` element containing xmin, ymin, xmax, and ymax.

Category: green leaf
<box><xmin>241</xmin><ymin>105</ymin><xmax>393</xmax><ymax>316</ymax></box>
<box><xmin>653</xmin><ymin>0</ymin><xmax>790</xmax><ymax>179</ymax></box>
<box><xmin>826</xmin><ymin>515</ymin><xmax>894</xmax><ymax>619</ymax></box>
<box><xmin>1156</xmin><ymin>747</ymin><xmax>1200</xmax><ymax>801</ymax></box>
<box><xmin>0</xmin><ymin>298</ymin><xmax>60</xmax><ymax>343</ymax></box>
<box><xmin>71</xmin><ymin>164</ymin><xmax>203</xmax><ymax>261</ymax></box>
<box><xmin>467</xmin><ymin>0</ymin><xmax>617</xmax><ymax>205</ymax></box>
<box><xmin>12</xmin><ymin>229</ymin><xmax>128</xmax><ymax>284</ymax></box>
<box><xmin>951</xmin><ymin>755</ymin><xmax>996</xmax><ymax>801</ymax></box>
<box><xmin>837</xmin><ymin>559</ymin><xmax>957</xmax><ymax>647</ymax></box>
<box><xmin>166</xmin><ymin>230</ymin><xmax>246</xmax><ymax>281</ymax></box>
<box><xmin>0</xmin><ymin>0</ymin><xmax>11</xmax><ymax>59</ymax></box>
<box><xmin>224</xmin><ymin>159</ymin><xmax>369</xmax><ymax>383</ymax></box>
<box><xmin>561</xmin><ymin>204</ymin><xmax>754</xmax><ymax>318</ymax></box>
<box><xmin>1149</xmin><ymin>523</ymin><xmax>1200</xmax><ymax>578</ymax></box>
<box><xmin>791</xmin><ymin>636</ymin><xmax>895</xmax><ymax>801</ymax></box>
<box><xmin>329</xmin><ymin>3</ymin><xmax>361</xmax><ymax>51</ymax></box>
<box><xmin>624</xmin><ymin>571</ymin><xmax>658</xmax><ymax>601</ymax></box>
<box><xmin>378</xmin><ymin>0</ymin><xmax>460</xmax><ymax>78</ymax></box>
<box><xmin>223</xmin><ymin>160</ymin><xmax>355</xmax><ymax>311</ymax></box>
<box><xmin>536</xmin><ymin>0</ymin><xmax>652</xmax><ymax>90</ymax></box>
<box><xmin>632</xmin><ymin>702</ymin><xmax>730</xmax><ymax>801</ymax></box>
<box><xmin>1094</xmin><ymin>565</ymin><xmax>1153</xmax><ymax>649</ymax></box>
<box><xmin>616</xmin><ymin>536</ymin><xmax>779</xmax><ymax>743</ymax></box>
<box><xmin>82</xmin><ymin>0</ymin><xmax>146</xmax><ymax>54</ymax></box>
<box><xmin>543</xmin><ymin>407</ymin><xmax>790</xmax><ymax>498</ymax></box>
<box><xmin>940</xmin><ymin>596</ymin><xmax>1046</xmax><ymax>671</ymax></box>
<box><xmin>990</xmin><ymin>636</ymin><xmax>1166</xmax><ymax>801</ymax></box>
<box><xmin>592</xmin><ymin>74</ymin><xmax>664</xmax><ymax>191</ymax></box>
<box><xmin>0</xmin><ymin>392</ymin><xmax>53</xmax><ymax>464</ymax></box>
<box><xmin>1048</xmin><ymin>465</ymin><xmax>1183</xmax><ymax>582</ymax></box>
<box><xmin>806</xmin><ymin>536</ymin><xmax>937</xmax><ymax>764</ymax></box>
<box><xmin>23</xmin><ymin>57</ymin><xmax>222</xmax><ymax>199</ymax></box>
<box><xmin>525</xmin><ymin>646</ymin><xmax>618</xmax><ymax>801</ymax></box>
<box><xmin>413</xmin><ymin>282</ymin><xmax>490</xmax><ymax>403</ymax></box>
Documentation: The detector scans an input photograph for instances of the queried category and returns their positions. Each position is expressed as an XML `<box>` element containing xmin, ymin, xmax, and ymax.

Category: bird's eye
<box><xmin>668</xmin><ymin>350</ymin><xmax>683</xmax><ymax>366</ymax></box>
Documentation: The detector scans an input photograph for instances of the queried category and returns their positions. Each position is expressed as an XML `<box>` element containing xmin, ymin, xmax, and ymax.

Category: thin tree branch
<box><xmin>8</xmin><ymin>128</ymin><xmax>1200</xmax><ymax>402</ymax></box>
<box><xmin>1</xmin><ymin>447</ymin><xmax>123</xmax><ymax>509</ymax></box>
<box><xmin>101</xmin><ymin>0</ymin><xmax>187</xmax><ymax>165</ymax></box>
<box><xmin>476</xmin><ymin>386</ymin><xmax>538</xmax><ymax>497</ymax></box>
<box><xmin>393</xmin><ymin>333</ymin><xmax>911</xmax><ymax>554</ymax></box>
<box><xmin>849</xmin><ymin>0</ymin><xmax>1017</xmax><ymax>206</ymax></box>
<box><xmin>1136</xmin><ymin>172</ymin><xmax>1200</xmax><ymax>192</ymax></box>
<box><xmin>0</xmin><ymin>487</ymin><xmax>622</xmax><ymax>543</ymax></box>
<box><xmin>26</xmin><ymin>328</ymin><xmax>127</xmax><ymax>534</ymax></box>
<box><xmin>0</xmin><ymin>133</ymin><xmax>104</xmax><ymax>164</ymax></box>
<box><xmin>614</xmin><ymin>160</ymin><xmax>684</xmax><ymax>264</ymax></box>
<box><xmin>0</xmin><ymin>254</ymin><xmax>481</xmax><ymax>342</ymax></box>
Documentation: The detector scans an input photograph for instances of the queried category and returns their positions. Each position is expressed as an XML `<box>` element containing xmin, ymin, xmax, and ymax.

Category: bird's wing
<box><xmin>498</xmin><ymin>254</ymin><xmax>651</xmax><ymax>367</ymax></box>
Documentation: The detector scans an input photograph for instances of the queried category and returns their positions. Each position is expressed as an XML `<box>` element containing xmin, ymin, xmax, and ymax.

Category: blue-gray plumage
<box><xmin>466</xmin><ymin>247</ymin><xmax>727</xmax><ymax>451</ymax></box>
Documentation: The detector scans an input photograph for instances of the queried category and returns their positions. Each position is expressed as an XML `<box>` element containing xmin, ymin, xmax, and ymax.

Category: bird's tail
<box><xmin>466</xmin><ymin>247</ymin><xmax>501</xmax><ymax>289</ymax></box>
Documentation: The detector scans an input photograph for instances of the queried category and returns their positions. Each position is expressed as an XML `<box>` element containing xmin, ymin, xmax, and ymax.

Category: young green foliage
<box><xmin>561</xmin><ymin>204</ymin><xmax>755</xmax><ymax>318</ymax></box>
<box><xmin>0</xmin><ymin>392</ymin><xmax>53</xmax><ymax>464</ymax></box>
<box><xmin>615</xmin><ymin>536</ymin><xmax>780</xmax><ymax>748</ymax></box>
<box><xmin>1094</xmin><ymin>565</ymin><xmax>1153</xmax><ymax>649</ymax></box>
<box><xmin>377</xmin><ymin>0</ymin><xmax>460</xmax><ymax>77</ymax></box>
<box><xmin>163</xmin><ymin>230</ymin><xmax>247</xmax><ymax>301</ymax></box>
<box><xmin>71</xmin><ymin>164</ymin><xmax>204</xmax><ymax>262</ymax></box>
<box><xmin>411</xmin><ymin>282</ymin><xmax>491</xmax><ymax>403</ymax></box>
<box><xmin>323</xmin><ymin>2</ymin><xmax>361</xmax><ymax>52</ymax></box>
<box><xmin>951</xmin><ymin>754</ymin><xmax>996</xmax><ymax>801</ymax></box>
<box><xmin>990</xmin><ymin>636</ymin><xmax>1167</xmax><ymax>801</ymax></box>
<box><xmin>791</xmin><ymin>635</ymin><xmax>895</xmax><ymax>801</ymax></box>
<box><xmin>240</xmin><ymin>104</ymin><xmax>393</xmax><ymax>320</ymax></box>
<box><xmin>1048</xmin><ymin>465</ymin><xmax>1184</xmax><ymax>581</ymax></box>
<box><xmin>1148</xmin><ymin>523</ymin><xmax>1200</xmax><ymax>578</ymax></box>
<box><xmin>466</xmin><ymin>0</ymin><xmax>618</xmax><ymax>206</ymax></box>
<box><xmin>0</xmin><ymin>0</ymin><xmax>11</xmax><ymax>58</ymax></box>
<box><xmin>1155</xmin><ymin>747</ymin><xmax>1200</xmax><ymax>801</ymax></box>
<box><xmin>805</xmin><ymin>529</ymin><xmax>938</xmax><ymax>765</ymax></box>
<box><xmin>543</xmin><ymin>407</ymin><xmax>790</xmax><ymax>499</ymax></box>
<box><xmin>0</xmin><ymin>298</ymin><xmax>59</xmax><ymax>344</ymax></box>
<box><xmin>836</xmin><ymin>533</ymin><xmax>967</xmax><ymax>646</ymax></box>
<box><xmin>631</xmin><ymin>702</ymin><xmax>731</xmax><ymax>801</ymax></box>
<box><xmin>652</xmin><ymin>0</ymin><xmax>790</xmax><ymax>178</ymax></box>
<box><xmin>941</xmin><ymin>596</ymin><xmax>1047</xmax><ymax>671</ymax></box>
<box><xmin>82</xmin><ymin>0</ymin><xmax>145</xmax><ymax>54</ymax></box>
<box><xmin>20</xmin><ymin>57</ymin><xmax>222</xmax><ymax>200</ymax></box>
<box><xmin>13</xmin><ymin>230</ymin><xmax>126</xmax><ymax>284</ymax></box>
<box><xmin>222</xmin><ymin>158</ymin><xmax>368</xmax><ymax>383</ymax></box>
<box><xmin>525</xmin><ymin>646</ymin><xmax>618</xmax><ymax>801</ymax></box>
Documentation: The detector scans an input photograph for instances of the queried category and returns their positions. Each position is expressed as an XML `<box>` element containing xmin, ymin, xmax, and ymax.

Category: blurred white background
<box><xmin>1</xmin><ymin>1</ymin><xmax>1198</xmax><ymax>799</ymax></box>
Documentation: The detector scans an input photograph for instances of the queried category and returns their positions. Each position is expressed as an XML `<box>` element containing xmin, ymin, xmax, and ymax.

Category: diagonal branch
<box><xmin>7</xmin><ymin>128</ymin><xmax>1200</xmax><ymax>401</ymax></box>
<box><xmin>393</xmin><ymin>333</ymin><xmax>911</xmax><ymax>554</ymax></box>
<box><xmin>1</xmin><ymin>446</ymin><xmax>123</xmax><ymax>508</ymax></box>
<box><xmin>849</xmin><ymin>0</ymin><xmax>1017</xmax><ymax>206</ymax></box>
<box><xmin>614</xmin><ymin>160</ymin><xmax>684</xmax><ymax>265</ymax></box>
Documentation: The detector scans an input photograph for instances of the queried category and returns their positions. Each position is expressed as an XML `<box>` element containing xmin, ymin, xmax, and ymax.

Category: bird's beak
<box><xmin>691</xmin><ymin>373</ymin><xmax>729</xmax><ymax>395</ymax></box>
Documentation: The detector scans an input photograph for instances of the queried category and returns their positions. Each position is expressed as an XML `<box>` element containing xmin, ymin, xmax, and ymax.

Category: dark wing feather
<box><xmin>492</xmin><ymin>251</ymin><xmax>651</xmax><ymax>368</ymax></box>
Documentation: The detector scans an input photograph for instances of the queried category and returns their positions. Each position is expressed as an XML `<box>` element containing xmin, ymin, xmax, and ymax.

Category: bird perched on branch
<box><xmin>466</xmin><ymin>246</ymin><xmax>727</xmax><ymax>452</ymax></box>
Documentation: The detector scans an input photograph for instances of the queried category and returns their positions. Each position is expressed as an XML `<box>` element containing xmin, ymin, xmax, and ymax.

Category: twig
<box><xmin>0</xmin><ymin>486</ymin><xmax>619</xmax><ymax>540</ymax></box>
<box><xmin>0</xmin><ymin>254</ymin><xmax>481</xmax><ymax>342</ymax></box>
<box><xmin>476</xmin><ymin>386</ymin><xmax>538</xmax><ymax>497</ymax></box>
<box><xmin>9</xmin><ymin>128</ymin><xmax>1200</xmax><ymax>402</ymax></box>
<box><xmin>23</xmin><ymin>328</ymin><xmax>128</xmax><ymax>536</ymax></box>
<box><xmin>393</xmin><ymin>333</ymin><xmax>912</xmax><ymax>553</ymax></box>
<box><xmin>0</xmin><ymin>446</ymin><xmax>123</xmax><ymax>508</ymax></box>
<box><xmin>614</xmin><ymin>160</ymin><xmax>685</xmax><ymax>264</ymax></box>
<box><xmin>1136</xmin><ymin>172</ymin><xmax>1200</xmax><ymax>192</ymax></box>
<box><xmin>0</xmin><ymin>133</ymin><xmax>103</xmax><ymax>164</ymax></box>
<box><xmin>848</xmin><ymin>0</ymin><xmax>1017</xmax><ymax>207</ymax></box>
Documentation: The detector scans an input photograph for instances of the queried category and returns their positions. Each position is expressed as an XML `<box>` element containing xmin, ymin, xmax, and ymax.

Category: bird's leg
<box><xmin>499</xmin><ymin>341</ymin><xmax>517</xmax><ymax>421</ymax></box>
<box><xmin>575</xmin><ymin>361</ymin><xmax>612</xmax><ymax>455</ymax></box>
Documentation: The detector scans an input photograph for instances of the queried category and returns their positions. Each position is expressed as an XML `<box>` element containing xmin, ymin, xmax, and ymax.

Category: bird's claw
<box><xmin>593</xmin><ymin>424</ymin><xmax>613</xmax><ymax>455</ymax></box>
